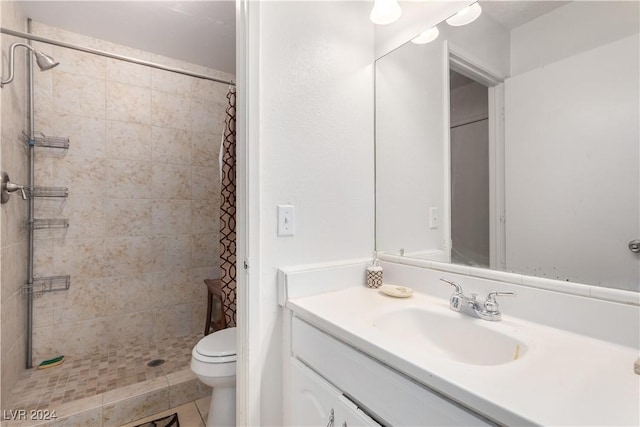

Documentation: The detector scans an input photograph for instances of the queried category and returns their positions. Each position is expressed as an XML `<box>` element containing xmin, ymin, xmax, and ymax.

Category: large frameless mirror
<box><xmin>375</xmin><ymin>1</ymin><xmax>640</xmax><ymax>292</ymax></box>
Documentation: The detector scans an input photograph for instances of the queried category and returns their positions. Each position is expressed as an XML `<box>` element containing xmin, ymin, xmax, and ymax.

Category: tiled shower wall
<box><xmin>28</xmin><ymin>23</ymin><xmax>233</xmax><ymax>365</ymax></box>
<box><xmin>0</xmin><ymin>0</ymin><xmax>29</xmax><ymax>406</ymax></box>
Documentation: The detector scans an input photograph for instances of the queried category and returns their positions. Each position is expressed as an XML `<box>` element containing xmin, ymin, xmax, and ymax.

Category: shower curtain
<box><xmin>219</xmin><ymin>86</ymin><xmax>237</xmax><ymax>327</ymax></box>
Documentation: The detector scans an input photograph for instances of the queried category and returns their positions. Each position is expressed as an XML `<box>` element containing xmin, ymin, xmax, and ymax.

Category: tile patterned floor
<box><xmin>8</xmin><ymin>334</ymin><xmax>202</xmax><ymax>412</ymax></box>
<box><xmin>120</xmin><ymin>396</ymin><xmax>210</xmax><ymax>427</ymax></box>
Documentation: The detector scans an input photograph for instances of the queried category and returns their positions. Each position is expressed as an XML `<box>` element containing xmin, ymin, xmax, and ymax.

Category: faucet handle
<box><xmin>484</xmin><ymin>291</ymin><xmax>516</xmax><ymax>314</ymax></box>
<box><xmin>487</xmin><ymin>291</ymin><xmax>516</xmax><ymax>299</ymax></box>
<box><xmin>1</xmin><ymin>173</ymin><xmax>27</xmax><ymax>202</ymax></box>
<box><xmin>441</xmin><ymin>279</ymin><xmax>464</xmax><ymax>312</ymax></box>
<box><xmin>440</xmin><ymin>278</ymin><xmax>463</xmax><ymax>294</ymax></box>
<box><xmin>6</xmin><ymin>182</ymin><xmax>27</xmax><ymax>200</ymax></box>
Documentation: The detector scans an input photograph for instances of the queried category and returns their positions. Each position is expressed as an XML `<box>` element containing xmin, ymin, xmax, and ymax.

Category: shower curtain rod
<box><xmin>0</xmin><ymin>27</ymin><xmax>235</xmax><ymax>86</ymax></box>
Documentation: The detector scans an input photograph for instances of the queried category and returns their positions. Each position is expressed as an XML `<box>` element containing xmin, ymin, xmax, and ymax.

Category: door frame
<box><xmin>236</xmin><ymin>0</ymin><xmax>261</xmax><ymax>425</ymax></box>
<box><xmin>445</xmin><ymin>42</ymin><xmax>506</xmax><ymax>269</ymax></box>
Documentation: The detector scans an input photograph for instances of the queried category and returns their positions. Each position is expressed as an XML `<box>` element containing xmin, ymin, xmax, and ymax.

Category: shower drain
<box><xmin>147</xmin><ymin>359</ymin><xmax>165</xmax><ymax>367</ymax></box>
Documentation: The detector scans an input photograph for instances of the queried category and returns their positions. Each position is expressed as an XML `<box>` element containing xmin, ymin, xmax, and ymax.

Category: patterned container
<box><xmin>366</xmin><ymin>265</ymin><xmax>383</xmax><ymax>289</ymax></box>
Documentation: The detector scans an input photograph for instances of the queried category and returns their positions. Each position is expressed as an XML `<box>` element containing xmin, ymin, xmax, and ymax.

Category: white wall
<box><xmin>249</xmin><ymin>2</ymin><xmax>375</xmax><ymax>424</ymax></box>
<box><xmin>510</xmin><ymin>1</ymin><xmax>640</xmax><ymax>76</ymax></box>
<box><xmin>376</xmin><ymin>39</ymin><xmax>446</xmax><ymax>256</ymax></box>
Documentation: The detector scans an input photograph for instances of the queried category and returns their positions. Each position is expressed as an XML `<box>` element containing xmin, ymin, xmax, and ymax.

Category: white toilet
<box><xmin>190</xmin><ymin>327</ymin><xmax>237</xmax><ymax>427</ymax></box>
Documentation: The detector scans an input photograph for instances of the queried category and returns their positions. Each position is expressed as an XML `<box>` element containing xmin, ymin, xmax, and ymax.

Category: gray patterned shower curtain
<box><xmin>219</xmin><ymin>86</ymin><xmax>236</xmax><ymax>327</ymax></box>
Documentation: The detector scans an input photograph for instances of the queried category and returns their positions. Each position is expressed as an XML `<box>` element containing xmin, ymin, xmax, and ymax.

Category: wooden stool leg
<box><xmin>204</xmin><ymin>278</ymin><xmax>226</xmax><ymax>332</ymax></box>
<box><xmin>205</xmin><ymin>291</ymin><xmax>213</xmax><ymax>335</ymax></box>
<box><xmin>219</xmin><ymin>293</ymin><xmax>226</xmax><ymax>329</ymax></box>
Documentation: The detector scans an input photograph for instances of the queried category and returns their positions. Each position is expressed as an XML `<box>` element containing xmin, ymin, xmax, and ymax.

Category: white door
<box><xmin>290</xmin><ymin>359</ymin><xmax>340</xmax><ymax>426</ymax></box>
<box><xmin>290</xmin><ymin>359</ymin><xmax>381</xmax><ymax>427</ymax></box>
<box><xmin>504</xmin><ymin>35</ymin><xmax>639</xmax><ymax>289</ymax></box>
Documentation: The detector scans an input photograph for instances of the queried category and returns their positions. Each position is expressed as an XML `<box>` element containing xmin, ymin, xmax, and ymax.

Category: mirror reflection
<box><xmin>375</xmin><ymin>1</ymin><xmax>639</xmax><ymax>291</ymax></box>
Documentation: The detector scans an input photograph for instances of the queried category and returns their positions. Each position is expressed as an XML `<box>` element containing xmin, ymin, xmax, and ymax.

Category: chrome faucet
<box><xmin>440</xmin><ymin>278</ymin><xmax>515</xmax><ymax>321</ymax></box>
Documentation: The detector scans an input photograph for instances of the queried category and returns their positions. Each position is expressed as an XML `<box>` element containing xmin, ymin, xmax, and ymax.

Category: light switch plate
<box><xmin>429</xmin><ymin>207</ymin><xmax>439</xmax><ymax>229</ymax></box>
<box><xmin>278</xmin><ymin>204</ymin><xmax>295</xmax><ymax>236</ymax></box>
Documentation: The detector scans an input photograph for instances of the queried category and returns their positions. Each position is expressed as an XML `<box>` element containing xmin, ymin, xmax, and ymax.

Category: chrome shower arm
<box><xmin>1</xmin><ymin>42</ymin><xmax>58</xmax><ymax>87</ymax></box>
<box><xmin>1</xmin><ymin>42</ymin><xmax>33</xmax><ymax>87</ymax></box>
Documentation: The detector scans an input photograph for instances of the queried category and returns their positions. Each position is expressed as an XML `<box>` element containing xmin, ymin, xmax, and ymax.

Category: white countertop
<box><xmin>287</xmin><ymin>285</ymin><xmax>640</xmax><ymax>426</ymax></box>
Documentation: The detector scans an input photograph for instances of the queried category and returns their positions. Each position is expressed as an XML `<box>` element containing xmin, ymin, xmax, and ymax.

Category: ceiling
<box><xmin>14</xmin><ymin>1</ymin><xmax>569</xmax><ymax>77</ymax></box>
<box><xmin>16</xmin><ymin>1</ymin><xmax>236</xmax><ymax>75</ymax></box>
<box><xmin>480</xmin><ymin>0</ymin><xmax>570</xmax><ymax>30</ymax></box>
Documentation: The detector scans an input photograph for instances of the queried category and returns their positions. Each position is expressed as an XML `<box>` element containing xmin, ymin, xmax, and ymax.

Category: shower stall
<box><xmin>0</xmin><ymin>3</ymin><xmax>234</xmax><ymax>423</ymax></box>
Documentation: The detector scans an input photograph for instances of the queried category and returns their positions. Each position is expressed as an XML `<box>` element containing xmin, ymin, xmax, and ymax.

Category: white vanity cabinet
<box><xmin>290</xmin><ymin>358</ymin><xmax>381</xmax><ymax>426</ymax></box>
<box><xmin>288</xmin><ymin>316</ymin><xmax>495</xmax><ymax>427</ymax></box>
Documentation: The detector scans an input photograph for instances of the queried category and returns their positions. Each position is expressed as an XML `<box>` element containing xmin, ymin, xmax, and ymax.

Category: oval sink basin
<box><xmin>371</xmin><ymin>307</ymin><xmax>527</xmax><ymax>366</ymax></box>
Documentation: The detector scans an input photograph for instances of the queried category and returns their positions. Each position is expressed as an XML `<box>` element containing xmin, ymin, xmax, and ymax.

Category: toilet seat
<box><xmin>193</xmin><ymin>327</ymin><xmax>237</xmax><ymax>364</ymax></box>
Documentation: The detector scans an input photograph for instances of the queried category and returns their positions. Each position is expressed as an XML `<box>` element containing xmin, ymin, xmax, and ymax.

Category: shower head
<box><xmin>1</xmin><ymin>42</ymin><xmax>59</xmax><ymax>87</ymax></box>
<box><xmin>34</xmin><ymin>50</ymin><xmax>59</xmax><ymax>71</ymax></box>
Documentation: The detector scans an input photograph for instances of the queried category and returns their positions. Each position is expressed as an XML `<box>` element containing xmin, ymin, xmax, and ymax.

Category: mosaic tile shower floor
<box><xmin>8</xmin><ymin>334</ymin><xmax>202</xmax><ymax>412</ymax></box>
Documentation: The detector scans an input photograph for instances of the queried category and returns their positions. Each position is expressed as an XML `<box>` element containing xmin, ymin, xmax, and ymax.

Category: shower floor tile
<box><xmin>7</xmin><ymin>333</ymin><xmax>202</xmax><ymax>412</ymax></box>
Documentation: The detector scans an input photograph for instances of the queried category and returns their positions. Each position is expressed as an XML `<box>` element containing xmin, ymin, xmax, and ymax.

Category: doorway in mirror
<box><xmin>447</xmin><ymin>51</ymin><xmax>506</xmax><ymax>271</ymax></box>
<box><xmin>449</xmin><ymin>69</ymin><xmax>490</xmax><ymax>268</ymax></box>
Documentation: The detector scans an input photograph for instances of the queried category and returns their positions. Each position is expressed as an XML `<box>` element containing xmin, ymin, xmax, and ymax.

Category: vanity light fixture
<box><xmin>411</xmin><ymin>26</ymin><xmax>440</xmax><ymax>44</ymax></box>
<box><xmin>370</xmin><ymin>0</ymin><xmax>402</xmax><ymax>25</ymax></box>
<box><xmin>446</xmin><ymin>2</ymin><xmax>482</xmax><ymax>27</ymax></box>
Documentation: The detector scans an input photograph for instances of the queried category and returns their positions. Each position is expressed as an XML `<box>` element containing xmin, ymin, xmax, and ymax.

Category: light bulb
<box><xmin>446</xmin><ymin>2</ymin><xmax>482</xmax><ymax>27</ymax></box>
<box><xmin>370</xmin><ymin>0</ymin><xmax>402</xmax><ymax>25</ymax></box>
<box><xmin>411</xmin><ymin>27</ymin><xmax>440</xmax><ymax>44</ymax></box>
